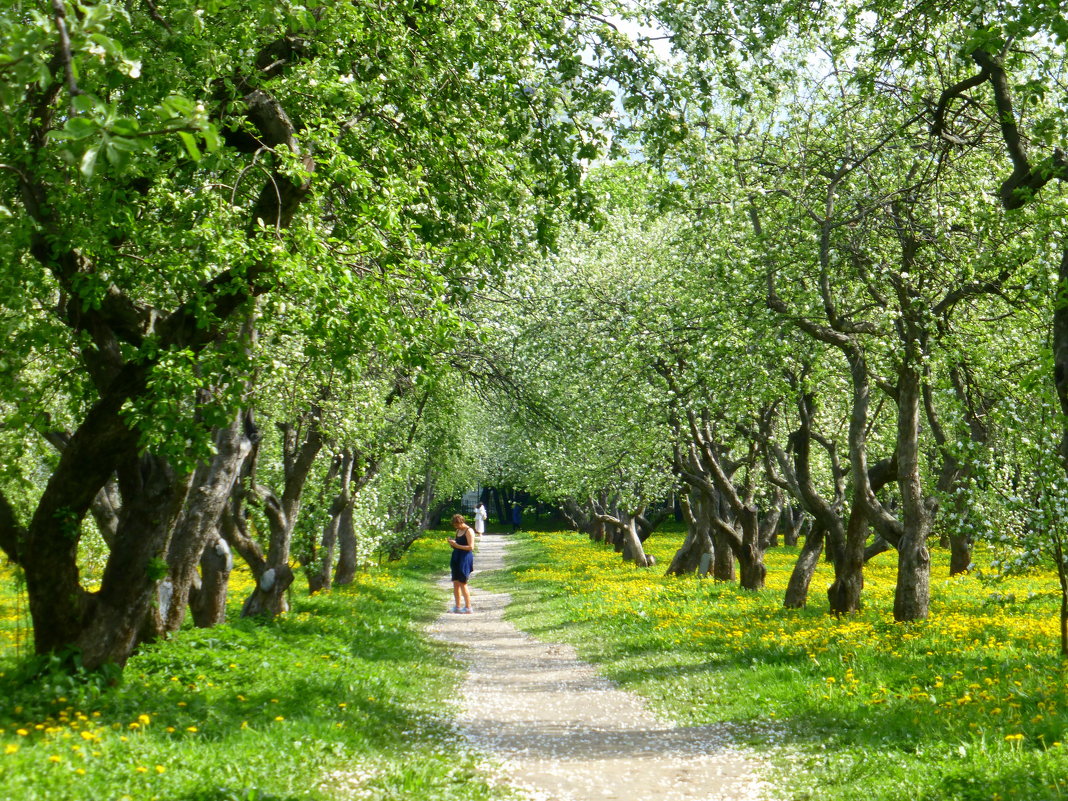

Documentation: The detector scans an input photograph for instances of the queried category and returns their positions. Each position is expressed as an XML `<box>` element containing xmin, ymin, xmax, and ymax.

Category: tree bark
<box><xmin>864</xmin><ymin>535</ymin><xmax>892</xmax><ymax>563</ymax></box>
<box><xmin>238</xmin><ymin>406</ymin><xmax>324</xmax><ymax>617</ymax></box>
<box><xmin>308</xmin><ymin>451</ymin><xmax>353</xmax><ymax>593</ymax></box>
<box><xmin>154</xmin><ymin>417</ymin><xmax>251</xmax><ymax>634</ymax></box>
<box><xmin>333</xmin><ymin>505</ymin><xmax>358</xmax><ymax>586</ymax></box>
<box><xmin>619</xmin><ymin>511</ymin><xmax>652</xmax><ymax>567</ymax></box>
<box><xmin>189</xmin><ymin>535</ymin><xmax>233</xmax><ymax>628</ymax></box>
<box><xmin>710</xmin><ymin>525</ymin><xmax>736</xmax><ymax>581</ymax></box>
<box><xmin>784</xmin><ymin>524</ymin><xmax>825</xmax><ymax>609</ymax></box>
<box><xmin>77</xmin><ymin>453</ymin><xmax>191</xmax><ymax>668</ymax></box>
<box><xmin>783</xmin><ymin>506</ymin><xmax>805</xmax><ymax>547</ymax></box>
<box><xmin>892</xmin><ymin>363</ymin><xmax>932</xmax><ymax>622</ymax></box>
<box><xmin>665</xmin><ymin>492</ymin><xmax>713</xmax><ymax>576</ymax></box>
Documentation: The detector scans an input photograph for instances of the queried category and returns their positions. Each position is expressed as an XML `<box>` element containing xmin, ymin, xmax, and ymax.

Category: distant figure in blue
<box><xmin>448</xmin><ymin>513</ymin><xmax>475</xmax><ymax>613</ymax></box>
<box><xmin>511</xmin><ymin>503</ymin><xmax>522</xmax><ymax>533</ymax></box>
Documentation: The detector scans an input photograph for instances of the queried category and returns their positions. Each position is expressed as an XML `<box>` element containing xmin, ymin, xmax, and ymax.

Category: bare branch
<box><xmin>51</xmin><ymin>0</ymin><xmax>82</xmax><ymax>102</ymax></box>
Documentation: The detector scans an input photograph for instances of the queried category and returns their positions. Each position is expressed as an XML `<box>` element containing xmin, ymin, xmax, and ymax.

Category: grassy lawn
<box><xmin>0</xmin><ymin>538</ymin><xmax>514</xmax><ymax>801</ymax></box>
<box><xmin>494</xmin><ymin>528</ymin><xmax>1068</xmax><ymax>801</ymax></box>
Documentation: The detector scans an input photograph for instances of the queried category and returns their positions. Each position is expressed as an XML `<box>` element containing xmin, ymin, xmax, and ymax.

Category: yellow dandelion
<box><xmin>185</xmin><ymin>726</ymin><xmax>198</xmax><ymax>733</ymax></box>
<box><xmin>155</xmin><ymin>765</ymin><xmax>165</xmax><ymax>774</ymax></box>
<box><xmin>4</xmin><ymin>744</ymin><xmax>18</xmax><ymax>755</ymax></box>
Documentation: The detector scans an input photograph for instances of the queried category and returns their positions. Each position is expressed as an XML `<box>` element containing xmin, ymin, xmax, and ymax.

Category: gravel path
<box><xmin>428</xmin><ymin>533</ymin><xmax>769</xmax><ymax>801</ymax></box>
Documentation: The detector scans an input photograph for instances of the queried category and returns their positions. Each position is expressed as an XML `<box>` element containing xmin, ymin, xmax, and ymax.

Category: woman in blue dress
<box><xmin>448</xmin><ymin>513</ymin><xmax>475</xmax><ymax>613</ymax></box>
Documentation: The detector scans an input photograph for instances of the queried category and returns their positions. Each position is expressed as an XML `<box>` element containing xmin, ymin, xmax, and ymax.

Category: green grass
<box><xmin>491</xmin><ymin>529</ymin><xmax>1068</xmax><ymax>801</ymax></box>
<box><xmin>0</xmin><ymin>538</ymin><xmax>515</xmax><ymax>801</ymax></box>
<box><xmin>7</xmin><ymin>525</ymin><xmax>1068</xmax><ymax>801</ymax></box>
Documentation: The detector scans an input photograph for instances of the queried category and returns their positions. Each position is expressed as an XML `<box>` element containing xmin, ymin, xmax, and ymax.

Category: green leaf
<box><xmin>80</xmin><ymin>144</ymin><xmax>100</xmax><ymax>178</ymax></box>
<box><xmin>110</xmin><ymin>117</ymin><xmax>141</xmax><ymax>136</ymax></box>
<box><xmin>202</xmin><ymin>123</ymin><xmax>222</xmax><ymax>152</ymax></box>
<box><xmin>178</xmin><ymin>130</ymin><xmax>201</xmax><ymax>161</ymax></box>
<box><xmin>71</xmin><ymin>93</ymin><xmax>100</xmax><ymax>114</ymax></box>
<box><xmin>104</xmin><ymin>138</ymin><xmax>134</xmax><ymax>169</ymax></box>
<box><xmin>35</xmin><ymin>59</ymin><xmax>51</xmax><ymax>89</ymax></box>
<box><xmin>63</xmin><ymin>116</ymin><xmax>99</xmax><ymax>140</ymax></box>
<box><xmin>88</xmin><ymin>33</ymin><xmax>123</xmax><ymax>58</ymax></box>
<box><xmin>162</xmin><ymin>95</ymin><xmax>196</xmax><ymax>118</ymax></box>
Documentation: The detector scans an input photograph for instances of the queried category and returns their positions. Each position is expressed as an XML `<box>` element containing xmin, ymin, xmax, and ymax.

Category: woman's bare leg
<box><xmin>459</xmin><ymin>583</ymin><xmax>471</xmax><ymax>609</ymax></box>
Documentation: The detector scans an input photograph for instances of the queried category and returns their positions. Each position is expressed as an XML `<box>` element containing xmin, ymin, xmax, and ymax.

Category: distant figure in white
<box><xmin>473</xmin><ymin>502</ymin><xmax>487</xmax><ymax>543</ymax></box>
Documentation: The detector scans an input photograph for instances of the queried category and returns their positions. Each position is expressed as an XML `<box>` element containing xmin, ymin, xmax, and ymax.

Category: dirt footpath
<box><xmin>429</xmin><ymin>533</ymin><xmax>769</xmax><ymax>801</ymax></box>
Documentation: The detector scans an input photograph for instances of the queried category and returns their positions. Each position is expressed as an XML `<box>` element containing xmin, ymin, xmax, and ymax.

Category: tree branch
<box><xmin>971</xmin><ymin>48</ymin><xmax>1068</xmax><ymax>208</ymax></box>
<box><xmin>930</xmin><ymin>67</ymin><xmax>989</xmax><ymax>144</ymax></box>
<box><xmin>51</xmin><ymin>0</ymin><xmax>82</xmax><ymax>102</ymax></box>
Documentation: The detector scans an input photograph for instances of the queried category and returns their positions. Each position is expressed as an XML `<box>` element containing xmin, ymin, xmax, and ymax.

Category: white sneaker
<box><xmin>461</xmin><ymin>607</ymin><xmax>472</xmax><ymax>614</ymax></box>
<box><xmin>450</xmin><ymin>606</ymin><xmax>461</xmax><ymax>613</ymax></box>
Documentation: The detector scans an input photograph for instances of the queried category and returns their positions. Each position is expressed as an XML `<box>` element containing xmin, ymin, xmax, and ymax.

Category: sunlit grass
<box><xmin>0</xmin><ymin>537</ymin><xmax>514</xmax><ymax>801</ymax></box>
<box><xmin>0</xmin><ymin>563</ymin><xmax>29</xmax><ymax>659</ymax></box>
<box><xmin>497</xmin><ymin>529</ymin><xmax>1068</xmax><ymax>801</ymax></box>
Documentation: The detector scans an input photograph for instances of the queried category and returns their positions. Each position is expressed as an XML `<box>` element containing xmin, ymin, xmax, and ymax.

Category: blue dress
<box><xmin>450</xmin><ymin>529</ymin><xmax>474</xmax><ymax>583</ymax></box>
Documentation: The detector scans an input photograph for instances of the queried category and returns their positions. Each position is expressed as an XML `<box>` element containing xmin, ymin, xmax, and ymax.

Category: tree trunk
<box><xmin>948</xmin><ymin>533</ymin><xmax>972</xmax><ymax>575</ymax></box>
<box><xmin>893</xmin><ymin>364</ymin><xmax>932</xmax><ymax>622</ymax></box>
<box><xmin>189</xmin><ymin>535</ymin><xmax>232</xmax><ymax>628</ymax></box>
<box><xmin>784</xmin><ymin>524</ymin><xmax>825</xmax><ymax>609</ymax></box>
<box><xmin>333</xmin><ymin>505</ymin><xmax>358</xmax><ymax>586</ymax></box>
<box><xmin>491</xmin><ymin>487</ymin><xmax>508</xmax><ymax>525</ymax></box>
<box><xmin>783</xmin><ymin>506</ymin><xmax>805</xmax><ymax>547</ymax></box>
<box><xmin>156</xmin><ymin>418</ymin><xmax>251</xmax><ymax>634</ymax></box>
<box><xmin>309</xmin><ymin>510</ymin><xmax>341</xmax><ymax>594</ymax></box>
<box><xmin>863</xmin><ymin>534</ymin><xmax>892</xmax><ymax>563</ymax></box>
<box><xmin>827</xmin><ymin>497</ymin><xmax>867</xmax><ymax>615</ymax></box>
<box><xmin>619</xmin><ymin>512</ymin><xmax>652</xmax><ymax>567</ymax></box>
<box><xmin>1056</xmin><ymin>539</ymin><xmax>1068</xmax><ymax>657</ymax></box>
<box><xmin>665</xmin><ymin>493</ymin><xmax>713</xmax><ymax>576</ymax></box>
<box><xmin>590</xmin><ymin>516</ymin><xmax>605</xmax><ymax>542</ymax></box>
<box><xmin>731</xmin><ymin>505</ymin><xmax>766</xmax><ymax>591</ymax></box>
<box><xmin>241</xmin><ymin>564</ymin><xmax>295</xmax><ymax>617</ymax></box>
<box><xmin>78</xmin><ymin>453</ymin><xmax>191</xmax><ymax>668</ymax></box>
<box><xmin>238</xmin><ymin>410</ymin><xmax>324</xmax><ymax>617</ymax></box>
<box><xmin>760</xmin><ymin>494</ymin><xmax>783</xmax><ymax>549</ymax></box>
<box><xmin>309</xmin><ymin>452</ymin><xmax>355</xmax><ymax>594</ymax></box>
<box><xmin>736</xmin><ymin>535</ymin><xmax>766</xmax><ymax>590</ymax></box>
<box><xmin>711</xmin><ymin>525</ymin><xmax>736</xmax><ymax>581</ymax></box>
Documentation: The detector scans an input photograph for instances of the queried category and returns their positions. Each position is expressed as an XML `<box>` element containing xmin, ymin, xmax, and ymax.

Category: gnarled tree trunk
<box><xmin>155</xmin><ymin>417</ymin><xmax>252</xmax><ymax>634</ymax></box>
<box><xmin>784</xmin><ymin>524</ymin><xmax>825</xmax><ymax>609</ymax></box>
<box><xmin>189</xmin><ymin>535</ymin><xmax>233</xmax><ymax>628</ymax></box>
<box><xmin>666</xmin><ymin>491</ymin><xmax>714</xmax><ymax>576</ymax></box>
